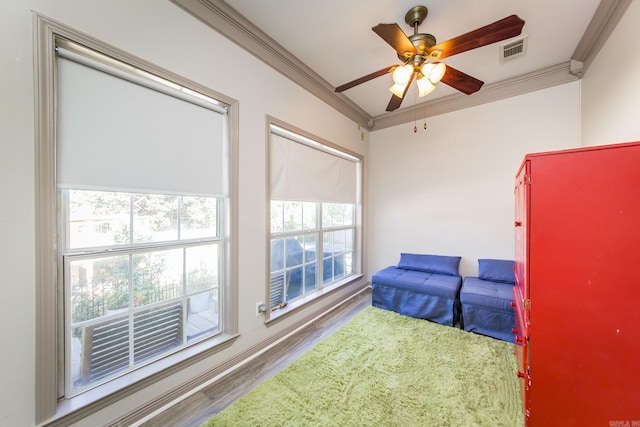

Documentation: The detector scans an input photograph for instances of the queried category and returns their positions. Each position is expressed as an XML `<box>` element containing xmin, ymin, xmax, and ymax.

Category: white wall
<box><xmin>3</xmin><ymin>0</ymin><xmax>639</xmax><ymax>425</ymax></box>
<box><xmin>582</xmin><ymin>0</ymin><xmax>640</xmax><ymax>146</ymax></box>
<box><xmin>367</xmin><ymin>82</ymin><xmax>581</xmax><ymax>278</ymax></box>
<box><xmin>0</xmin><ymin>1</ymin><xmax>367</xmax><ymax>426</ymax></box>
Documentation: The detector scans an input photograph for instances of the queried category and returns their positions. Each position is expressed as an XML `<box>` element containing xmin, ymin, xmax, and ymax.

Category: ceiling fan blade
<box><xmin>440</xmin><ymin>65</ymin><xmax>484</xmax><ymax>95</ymax></box>
<box><xmin>335</xmin><ymin>65</ymin><xmax>397</xmax><ymax>93</ymax></box>
<box><xmin>428</xmin><ymin>15</ymin><xmax>525</xmax><ymax>59</ymax></box>
<box><xmin>386</xmin><ymin>72</ymin><xmax>415</xmax><ymax>111</ymax></box>
<box><xmin>372</xmin><ymin>23</ymin><xmax>417</xmax><ymax>58</ymax></box>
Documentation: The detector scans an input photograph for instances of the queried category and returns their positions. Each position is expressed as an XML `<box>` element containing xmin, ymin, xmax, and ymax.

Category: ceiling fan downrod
<box><xmin>404</xmin><ymin>5</ymin><xmax>428</xmax><ymax>32</ymax></box>
<box><xmin>398</xmin><ymin>6</ymin><xmax>437</xmax><ymax>63</ymax></box>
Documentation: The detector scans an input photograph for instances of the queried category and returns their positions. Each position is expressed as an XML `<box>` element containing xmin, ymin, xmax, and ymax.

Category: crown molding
<box><xmin>170</xmin><ymin>0</ymin><xmax>373</xmax><ymax>129</ymax></box>
<box><xmin>171</xmin><ymin>0</ymin><xmax>627</xmax><ymax>132</ymax></box>
<box><xmin>571</xmin><ymin>0</ymin><xmax>631</xmax><ymax>73</ymax></box>
<box><xmin>372</xmin><ymin>61</ymin><xmax>578</xmax><ymax>130</ymax></box>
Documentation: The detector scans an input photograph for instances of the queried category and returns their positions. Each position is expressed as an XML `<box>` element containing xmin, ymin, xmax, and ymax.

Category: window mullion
<box><xmin>177</xmin><ymin>197</ymin><xmax>182</xmax><ymax>241</ymax></box>
<box><xmin>181</xmin><ymin>247</ymin><xmax>187</xmax><ymax>345</ymax></box>
<box><xmin>316</xmin><ymin>203</ymin><xmax>323</xmax><ymax>288</ymax></box>
<box><xmin>129</xmin><ymin>194</ymin><xmax>134</xmax><ymax>244</ymax></box>
<box><xmin>128</xmin><ymin>253</ymin><xmax>135</xmax><ymax>371</ymax></box>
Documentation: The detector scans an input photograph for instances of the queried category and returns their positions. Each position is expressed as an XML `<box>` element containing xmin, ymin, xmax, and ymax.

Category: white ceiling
<box><xmin>173</xmin><ymin>0</ymin><xmax>628</xmax><ymax>129</ymax></box>
<box><xmin>224</xmin><ymin>0</ymin><xmax>599</xmax><ymax>117</ymax></box>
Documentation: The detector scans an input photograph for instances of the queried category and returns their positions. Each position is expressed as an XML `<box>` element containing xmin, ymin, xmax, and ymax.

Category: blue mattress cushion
<box><xmin>372</xmin><ymin>266</ymin><xmax>462</xmax><ymax>299</ymax></box>
<box><xmin>478</xmin><ymin>259</ymin><xmax>515</xmax><ymax>284</ymax></box>
<box><xmin>460</xmin><ymin>277</ymin><xmax>514</xmax><ymax>311</ymax></box>
<box><xmin>397</xmin><ymin>253</ymin><xmax>461</xmax><ymax>276</ymax></box>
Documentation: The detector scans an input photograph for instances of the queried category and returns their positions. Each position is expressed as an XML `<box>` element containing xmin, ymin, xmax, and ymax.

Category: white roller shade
<box><xmin>56</xmin><ymin>52</ymin><xmax>226</xmax><ymax>196</ymax></box>
<box><xmin>270</xmin><ymin>131</ymin><xmax>357</xmax><ymax>203</ymax></box>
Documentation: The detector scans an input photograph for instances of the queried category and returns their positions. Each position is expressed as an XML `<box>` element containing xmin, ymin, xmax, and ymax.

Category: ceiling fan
<box><xmin>335</xmin><ymin>6</ymin><xmax>525</xmax><ymax>111</ymax></box>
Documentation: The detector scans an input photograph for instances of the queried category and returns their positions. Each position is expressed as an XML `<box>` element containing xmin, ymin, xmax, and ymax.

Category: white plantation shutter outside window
<box><xmin>269</xmin><ymin>129</ymin><xmax>358</xmax><ymax>203</ymax></box>
<box><xmin>56</xmin><ymin>49</ymin><xmax>226</xmax><ymax>196</ymax></box>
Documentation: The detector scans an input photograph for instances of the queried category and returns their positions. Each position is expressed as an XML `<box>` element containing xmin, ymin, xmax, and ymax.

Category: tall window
<box><xmin>55</xmin><ymin>40</ymin><xmax>232</xmax><ymax>396</ymax></box>
<box><xmin>268</xmin><ymin>122</ymin><xmax>361</xmax><ymax>315</ymax></box>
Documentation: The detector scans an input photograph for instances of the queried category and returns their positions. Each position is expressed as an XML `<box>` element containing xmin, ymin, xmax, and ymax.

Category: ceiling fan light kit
<box><xmin>416</xmin><ymin>76</ymin><xmax>435</xmax><ymax>97</ymax></box>
<box><xmin>421</xmin><ymin>62</ymin><xmax>446</xmax><ymax>84</ymax></box>
<box><xmin>389</xmin><ymin>82</ymin><xmax>409</xmax><ymax>98</ymax></box>
<box><xmin>391</xmin><ymin>64</ymin><xmax>414</xmax><ymax>85</ymax></box>
<box><xmin>334</xmin><ymin>5</ymin><xmax>525</xmax><ymax>112</ymax></box>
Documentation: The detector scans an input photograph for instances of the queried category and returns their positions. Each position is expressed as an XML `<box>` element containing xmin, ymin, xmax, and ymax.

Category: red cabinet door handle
<box><xmin>514</xmin><ymin>221</ymin><xmax>522</xmax><ymax>227</ymax></box>
<box><xmin>515</xmin><ymin>336</ymin><xmax>523</xmax><ymax>343</ymax></box>
<box><xmin>517</xmin><ymin>371</ymin><xmax>525</xmax><ymax>378</ymax></box>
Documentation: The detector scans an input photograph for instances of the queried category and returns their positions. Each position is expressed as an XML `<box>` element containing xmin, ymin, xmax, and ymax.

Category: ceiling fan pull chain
<box><xmin>424</xmin><ymin>99</ymin><xmax>428</xmax><ymax>130</ymax></box>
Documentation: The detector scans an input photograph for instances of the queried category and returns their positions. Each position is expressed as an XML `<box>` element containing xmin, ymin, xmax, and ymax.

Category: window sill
<box><xmin>44</xmin><ymin>332</ymin><xmax>239</xmax><ymax>427</ymax></box>
<box><xmin>265</xmin><ymin>273</ymin><xmax>365</xmax><ymax>324</ymax></box>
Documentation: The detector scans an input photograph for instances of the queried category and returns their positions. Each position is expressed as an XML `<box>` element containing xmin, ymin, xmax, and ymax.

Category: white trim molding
<box><xmin>170</xmin><ymin>0</ymin><xmax>631</xmax><ymax>131</ymax></box>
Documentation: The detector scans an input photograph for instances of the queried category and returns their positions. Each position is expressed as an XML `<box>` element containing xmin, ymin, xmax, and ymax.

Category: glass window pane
<box><xmin>70</xmin><ymin>315</ymin><xmax>129</xmax><ymax>392</ymax></box>
<box><xmin>271</xmin><ymin>238</ymin><xmax>285</xmax><ymax>271</ymax></box>
<box><xmin>322</xmin><ymin>203</ymin><xmax>340</xmax><ymax>227</ymax></box>
<box><xmin>132</xmin><ymin>249</ymin><xmax>183</xmax><ymax>307</ymax></box>
<box><xmin>187</xmin><ymin>289</ymin><xmax>219</xmax><ymax>341</ymax></box>
<box><xmin>134</xmin><ymin>302</ymin><xmax>183</xmax><ymax>364</ymax></box>
<box><xmin>283</xmin><ymin>201</ymin><xmax>303</xmax><ymax>232</ymax></box>
<box><xmin>334</xmin><ymin>254</ymin><xmax>346</xmax><ymax>279</ymax></box>
<box><xmin>345</xmin><ymin>252</ymin><xmax>353</xmax><ymax>275</ymax></box>
<box><xmin>270</xmin><ymin>201</ymin><xmax>284</xmax><ymax>233</ymax></box>
<box><xmin>181</xmin><ymin>196</ymin><xmax>217</xmax><ymax>239</ymax></box>
<box><xmin>322</xmin><ymin>257</ymin><xmax>334</xmax><ymax>284</ymax></box>
<box><xmin>302</xmin><ymin>202</ymin><xmax>317</xmax><ymax>230</ymax></box>
<box><xmin>323</xmin><ymin>232</ymin><xmax>334</xmax><ymax>256</ymax></box>
<box><xmin>68</xmin><ymin>190</ymin><xmax>130</xmax><ymax>248</ymax></box>
<box><xmin>321</xmin><ymin>203</ymin><xmax>354</xmax><ymax>228</ymax></box>
<box><xmin>303</xmin><ymin>234</ymin><xmax>317</xmax><ymax>262</ymax></box>
<box><xmin>322</xmin><ymin>204</ymin><xmax>332</xmax><ymax>228</ymax></box>
<box><xmin>304</xmin><ymin>264</ymin><xmax>317</xmax><ymax>291</ymax></box>
<box><xmin>332</xmin><ymin>229</ymin><xmax>346</xmax><ymax>252</ymax></box>
<box><xmin>133</xmin><ymin>194</ymin><xmax>178</xmax><ymax>243</ymax></box>
<box><xmin>345</xmin><ymin>229</ymin><xmax>354</xmax><ymax>252</ymax></box>
<box><xmin>286</xmin><ymin>267</ymin><xmax>304</xmax><ymax>300</ymax></box>
<box><xmin>344</xmin><ymin>204</ymin><xmax>354</xmax><ymax>226</ymax></box>
<box><xmin>321</xmin><ymin>230</ymin><xmax>350</xmax><ymax>284</ymax></box>
<box><xmin>284</xmin><ymin>237</ymin><xmax>304</xmax><ymax>268</ymax></box>
<box><xmin>70</xmin><ymin>255</ymin><xmax>130</xmax><ymax>323</ymax></box>
<box><xmin>186</xmin><ymin>244</ymin><xmax>219</xmax><ymax>294</ymax></box>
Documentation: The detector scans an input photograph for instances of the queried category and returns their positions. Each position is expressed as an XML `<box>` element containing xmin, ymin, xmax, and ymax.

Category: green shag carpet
<box><xmin>203</xmin><ymin>306</ymin><xmax>523</xmax><ymax>427</ymax></box>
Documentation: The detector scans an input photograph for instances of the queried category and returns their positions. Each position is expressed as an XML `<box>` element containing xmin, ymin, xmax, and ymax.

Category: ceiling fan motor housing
<box><xmin>398</xmin><ymin>6</ymin><xmax>437</xmax><ymax>63</ymax></box>
<box><xmin>398</xmin><ymin>33</ymin><xmax>437</xmax><ymax>63</ymax></box>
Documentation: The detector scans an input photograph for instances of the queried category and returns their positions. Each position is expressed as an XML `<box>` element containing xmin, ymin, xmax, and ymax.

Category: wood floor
<box><xmin>140</xmin><ymin>288</ymin><xmax>372</xmax><ymax>427</ymax></box>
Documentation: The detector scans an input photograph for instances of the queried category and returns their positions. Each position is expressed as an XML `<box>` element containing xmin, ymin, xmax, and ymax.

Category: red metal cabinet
<box><xmin>513</xmin><ymin>141</ymin><xmax>640</xmax><ymax>426</ymax></box>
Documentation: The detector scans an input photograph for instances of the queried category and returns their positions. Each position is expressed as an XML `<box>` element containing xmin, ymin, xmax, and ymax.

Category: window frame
<box><xmin>61</xmin><ymin>190</ymin><xmax>224</xmax><ymax>396</ymax></box>
<box><xmin>265</xmin><ymin>117</ymin><xmax>363</xmax><ymax>322</ymax></box>
<box><xmin>34</xmin><ymin>14</ymin><xmax>239</xmax><ymax>424</ymax></box>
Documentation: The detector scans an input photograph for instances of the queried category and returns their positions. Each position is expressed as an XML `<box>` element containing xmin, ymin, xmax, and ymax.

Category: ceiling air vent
<box><xmin>500</xmin><ymin>36</ymin><xmax>527</xmax><ymax>62</ymax></box>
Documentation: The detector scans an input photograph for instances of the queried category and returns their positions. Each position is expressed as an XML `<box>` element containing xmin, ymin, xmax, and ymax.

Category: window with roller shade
<box><xmin>55</xmin><ymin>40</ymin><xmax>232</xmax><ymax>396</ymax></box>
<box><xmin>268</xmin><ymin>121</ymin><xmax>362</xmax><ymax>316</ymax></box>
